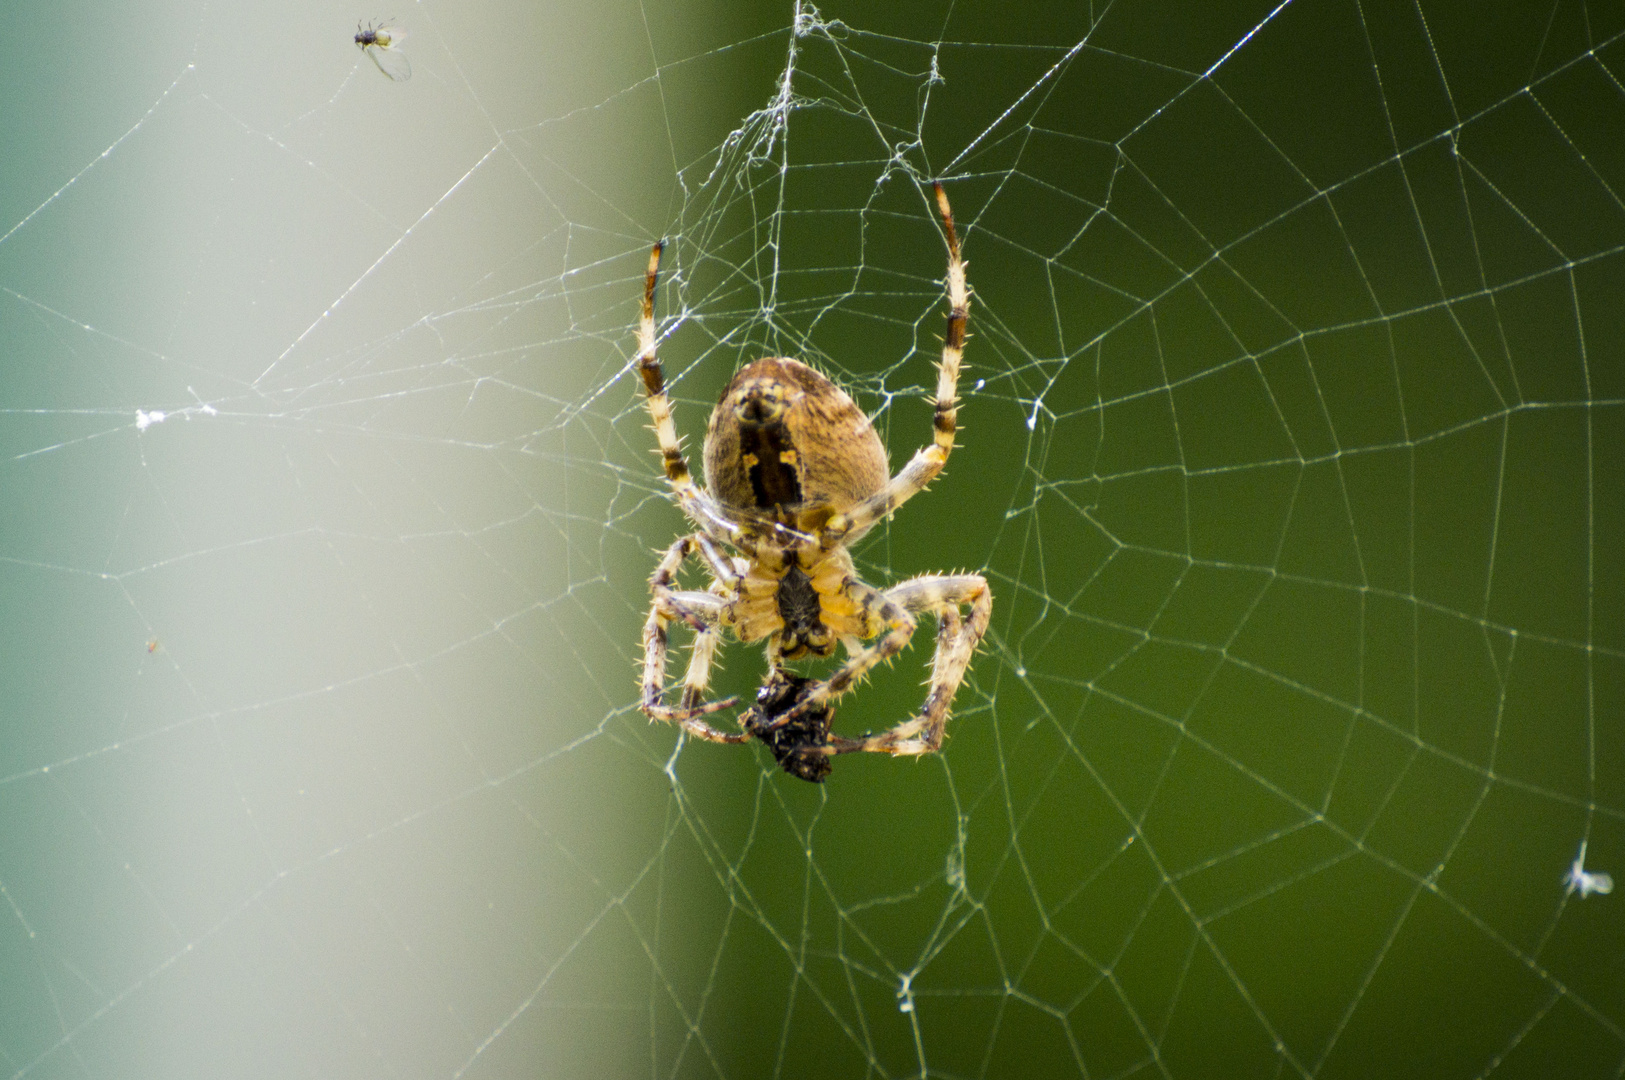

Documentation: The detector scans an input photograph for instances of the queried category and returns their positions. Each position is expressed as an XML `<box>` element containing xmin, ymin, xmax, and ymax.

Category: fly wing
<box><xmin>366</xmin><ymin>42</ymin><xmax>412</xmax><ymax>81</ymax></box>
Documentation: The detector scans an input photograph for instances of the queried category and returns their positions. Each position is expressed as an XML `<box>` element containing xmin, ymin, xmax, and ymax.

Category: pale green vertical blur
<box><xmin>0</xmin><ymin>0</ymin><xmax>687</xmax><ymax>1076</ymax></box>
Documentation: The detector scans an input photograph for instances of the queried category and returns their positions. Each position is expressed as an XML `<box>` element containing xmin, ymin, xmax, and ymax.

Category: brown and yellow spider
<box><xmin>636</xmin><ymin>184</ymin><xmax>991</xmax><ymax>782</ymax></box>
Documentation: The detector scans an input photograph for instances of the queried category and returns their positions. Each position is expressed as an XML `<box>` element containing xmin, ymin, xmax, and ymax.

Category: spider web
<box><xmin>0</xmin><ymin>0</ymin><xmax>1621</xmax><ymax>1076</ymax></box>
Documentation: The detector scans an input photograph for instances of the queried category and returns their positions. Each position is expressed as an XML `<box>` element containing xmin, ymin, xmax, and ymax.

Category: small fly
<box><xmin>355</xmin><ymin>21</ymin><xmax>411</xmax><ymax>82</ymax></box>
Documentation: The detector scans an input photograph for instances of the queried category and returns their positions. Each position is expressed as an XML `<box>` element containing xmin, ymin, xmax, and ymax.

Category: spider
<box><xmin>634</xmin><ymin>183</ymin><xmax>991</xmax><ymax>781</ymax></box>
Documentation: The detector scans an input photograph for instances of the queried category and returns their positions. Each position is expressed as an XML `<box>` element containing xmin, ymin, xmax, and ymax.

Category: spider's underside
<box><xmin>636</xmin><ymin>184</ymin><xmax>991</xmax><ymax>781</ymax></box>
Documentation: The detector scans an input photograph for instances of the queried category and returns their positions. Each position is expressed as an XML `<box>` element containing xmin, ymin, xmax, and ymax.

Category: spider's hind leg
<box><xmin>829</xmin><ymin>573</ymin><xmax>991</xmax><ymax>757</ymax></box>
<box><xmin>769</xmin><ymin>581</ymin><xmax>918</xmax><ymax>730</ymax></box>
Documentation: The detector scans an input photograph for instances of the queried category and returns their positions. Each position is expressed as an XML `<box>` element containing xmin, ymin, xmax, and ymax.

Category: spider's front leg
<box><xmin>637</xmin><ymin>242</ymin><xmax>751</xmax><ymax>551</ymax></box>
<box><xmin>641</xmin><ymin>534</ymin><xmax>748</xmax><ymax>745</ymax></box>
<box><xmin>828</xmin><ymin>573</ymin><xmax>991</xmax><ymax>757</ymax></box>
<box><xmin>834</xmin><ymin>183</ymin><xmax>970</xmax><ymax>541</ymax></box>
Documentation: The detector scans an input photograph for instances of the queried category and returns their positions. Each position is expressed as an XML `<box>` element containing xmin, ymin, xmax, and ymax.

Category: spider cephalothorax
<box><xmin>636</xmin><ymin>184</ymin><xmax>991</xmax><ymax>781</ymax></box>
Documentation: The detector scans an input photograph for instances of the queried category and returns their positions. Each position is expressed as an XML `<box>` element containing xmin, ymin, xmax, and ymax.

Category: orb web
<box><xmin>0</xmin><ymin>1</ymin><xmax>1620</xmax><ymax>1076</ymax></box>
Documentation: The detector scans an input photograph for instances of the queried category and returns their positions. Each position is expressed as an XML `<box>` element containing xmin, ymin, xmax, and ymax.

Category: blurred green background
<box><xmin>0</xmin><ymin>0</ymin><xmax>1619</xmax><ymax>1077</ymax></box>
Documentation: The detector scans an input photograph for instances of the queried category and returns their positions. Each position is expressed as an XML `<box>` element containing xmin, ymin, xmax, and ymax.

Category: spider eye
<box><xmin>734</xmin><ymin>386</ymin><xmax>788</xmax><ymax>425</ymax></box>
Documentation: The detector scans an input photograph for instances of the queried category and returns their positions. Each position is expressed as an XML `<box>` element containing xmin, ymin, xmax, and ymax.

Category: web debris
<box><xmin>895</xmin><ymin>971</ymin><xmax>915</xmax><ymax>1014</ymax></box>
<box><xmin>1564</xmin><ymin>841</ymin><xmax>1613</xmax><ymax>899</ymax></box>
<box><xmin>135</xmin><ymin>389</ymin><xmax>218</xmax><ymax>432</ymax></box>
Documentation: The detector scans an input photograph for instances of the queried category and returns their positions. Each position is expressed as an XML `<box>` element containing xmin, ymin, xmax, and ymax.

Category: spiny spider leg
<box><xmin>767</xmin><ymin>573</ymin><xmax>990</xmax><ymax>756</ymax></box>
<box><xmin>836</xmin><ymin>183</ymin><xmax>969</xmax><ymax>540</ymax></box>
<box><xmin>637</xmin><ymin>243</ymin><xmax>753</xmax><ymax>554</ymax></box>
<box><xmin>641</xmin><ymin>534</ymin><xmax>743</xmax><ymax>732</ymax></box>
<box><xmin>827</xmin><ymin>574</ymin><xmax>991</xmax><ymax>756</ymax></box>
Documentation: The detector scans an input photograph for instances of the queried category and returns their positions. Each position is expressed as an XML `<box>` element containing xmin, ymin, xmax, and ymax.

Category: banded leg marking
<box><xmin>842</xmin><ymin>183</ymin><xmax>970</xmax><ymax>537</ymax></box>
<box><xmin>641</xmin><ymin>534</ymin><xmax>743</xmax><ymax>736</ymax></box>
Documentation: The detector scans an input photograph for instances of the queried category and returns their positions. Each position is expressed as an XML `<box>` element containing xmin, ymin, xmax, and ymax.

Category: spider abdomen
<box><xmin>704</xmin><ymin>358</ymin><xmax>888</xmax><ymax>516</ymax></box>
